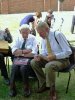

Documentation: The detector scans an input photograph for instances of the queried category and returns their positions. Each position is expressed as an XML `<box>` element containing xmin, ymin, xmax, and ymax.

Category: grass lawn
<box><xmin>0</xmin><ymin>67</ymin><xmax>75</xmax><ymax>100</ymax></box>
<box><xmin>0</xmin><ymin>11</ymin><xmax>75</xmax><ymax>100</ymax></box>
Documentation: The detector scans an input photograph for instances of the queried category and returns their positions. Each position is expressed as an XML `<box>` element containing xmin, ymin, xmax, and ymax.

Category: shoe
<box><xmin>36</xmin><ymin>86</ymin><xmax>50</xmax><ymax>93</ymax></box>
<box><xmin>50</xmin><ymin>85</ymin><xmax>57</xmax><ymax>100</ymax></box>
<box><xmin>4</xmin><ymin>78</ymin><xmax>10</xmax><ymax>85</ymax></box>
<box><xmin>50</xmin><ymin>90</ymin><xmax>57</xmax><ymax>100</ymax></box>
<box><xmin>9</xmin><ymin>89</ymin><xmax>17</xmax><ymax>97</ymax></box>
<box><xmin>24</xmin><ymin>88</ymin><xmax>31</xmax><ymax>97</ymax></box>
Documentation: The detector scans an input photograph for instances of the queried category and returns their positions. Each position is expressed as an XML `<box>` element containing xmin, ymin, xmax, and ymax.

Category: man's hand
<box><xmin>13</xmin><ymin>49</ymin><xmax>22</xmax><ymax>57</ymax></box>
<box><xmin>33</xmin><ymin>53</ymin><xmax>56</xmax><ymax>62</ymax></box>
<box><xmin>22</xmin><ymin>49</ymin><xmax>32</xmax><ymax>54</ymax></box>
<box><xmin>46</xmin><ymin>53</ymin><xmax>56</xmax><ymax>61</ymax></box>
<box><xmin>37</xmin><ymin>53</ymin><xmax>56</xmax><ymax>62</ymax></box>
<box><xmin>5</xmin><ymin>28</ymin><xmax>10</xmax><ymax>34</ymax></box>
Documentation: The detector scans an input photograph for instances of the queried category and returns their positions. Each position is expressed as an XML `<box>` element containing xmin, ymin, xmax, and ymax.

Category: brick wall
<box><xmin>0</xmin><ymin>0</ymin><xmax>9</xmax><ymax>14</ymax></box>
<box><xmin>60</xmin><ymin>0</ymin><xmax>75</xmax><ymax>11</ymax></box>
<box><xmin>0</xmin><ymin>0</ymin><xmax>75</xmax><ymax>14</ymax></box>
<box><xmin>8</xmin><ymin>0</ymin><xmax>45</xmax><ymax>13</ymax></box>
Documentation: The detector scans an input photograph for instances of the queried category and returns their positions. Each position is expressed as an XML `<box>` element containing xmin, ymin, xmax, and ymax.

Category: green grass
<box><xmin>0</xmin><ymin>68</ymin><xmax>75</xmax><ymax>100</ymax></box>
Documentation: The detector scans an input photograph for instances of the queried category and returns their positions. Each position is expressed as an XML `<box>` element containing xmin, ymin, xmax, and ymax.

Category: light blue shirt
<box><xmin>41</xmin><ymin>31</ymin><xmax>72</xmax><ymax>59</ymax></box>
<box><xmin>11</xmin><ymin>34</ymin><xmax>38</xmax><ymax>54</ymax></box>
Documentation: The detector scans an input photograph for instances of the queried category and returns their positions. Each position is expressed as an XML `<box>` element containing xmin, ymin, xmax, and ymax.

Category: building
<box><xmin>0</xmin><ymin>0</ymin><xmax>75</xmax><ymax>14</ymax></box>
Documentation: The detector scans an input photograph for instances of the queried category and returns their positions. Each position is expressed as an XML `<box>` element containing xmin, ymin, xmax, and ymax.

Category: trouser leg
<box><xmin>0</xmin><ymin>53</ymin><xmax>8</xmax><ymax>78</ymax></box>
<box><xmin>20</xmin><ymin>65</ymin><xmax>31</xmax><ymax>89</ymax></box>
<box><xmin>20</xmin><ymin>65</ymin><xmax>29</xmax><ymax>83</ymax></box>
<box><xmin>10</xmin><ymin>65</ymin><xmax>19</xmax><ymax>89</ymax></box>
<box><xmin>45</xmin><ymin>60</ymin><xmax>70</xmax><ymax>87</ymax></box>
<box><xmin>31</xmin><ymin>59</ymin><xmax>47</xmax><ymax>87</ymax></box>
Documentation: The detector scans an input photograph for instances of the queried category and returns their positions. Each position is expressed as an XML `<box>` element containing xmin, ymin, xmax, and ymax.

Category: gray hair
<box><xmin>36</xmin><ymin>21</ymin><xmax>49</xmax><ymax>30</ymax></box>
<box><xmin>19</xmin><ymin>24</ymin><xmax>30</xmax><ymax>31</ymax></box>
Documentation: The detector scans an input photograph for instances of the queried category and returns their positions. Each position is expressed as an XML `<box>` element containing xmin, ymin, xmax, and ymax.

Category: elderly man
<box><xmin>31</xmin><ymin>21</ymin><xmax>72</xmax><ymax>100</ymax></box>
<box><xmin>9</xmin><ymin>24</ymin><xmax>38</xmax><ymax>97</ymax></box>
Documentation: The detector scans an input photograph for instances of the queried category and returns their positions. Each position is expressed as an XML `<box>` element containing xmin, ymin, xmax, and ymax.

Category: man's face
<box><xmin>47</xmin><ymin>16</ymin><xmax>51</xmax><ymax>23</ymax></box>
<box><xmin>37</xmin><ymin>28</ymin><xmax>47</xmax><ymax>39</ymax></box>
<box><xmin>20</xmin><ymin>28</ymin><xmax>30</xmax><ymax>39</ymax></box>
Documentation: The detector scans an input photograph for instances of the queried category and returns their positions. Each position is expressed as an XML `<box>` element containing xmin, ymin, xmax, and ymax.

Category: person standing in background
<box><xmin>20</xmin><ymin>12</ymin><xmax>42</xmax><ymax>36</ymax></box>
<box><xmin>0</xmin><ymin>28</ymin><xmax>13</xmax><ymax>85</ymax></box>
<box><xmin>45</xmin><ymin>9</ymin><xmax>54</xmax><ymax>28</ymax></box>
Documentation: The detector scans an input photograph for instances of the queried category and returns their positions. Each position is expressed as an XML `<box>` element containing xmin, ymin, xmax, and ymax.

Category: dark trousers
<box><xmin>0</xmin><ymin>46</ymin><xmax>13</xmax><ymax>79</ymax></box>
<box><xmin>10</xmin><ymin>60</ymin><xmax>36</xmax><ymax>86</ymax></box>
<box><xmin>0</xmin><ymin>53</ymin><xmax>8</xmax><ymax>78</ymax></box>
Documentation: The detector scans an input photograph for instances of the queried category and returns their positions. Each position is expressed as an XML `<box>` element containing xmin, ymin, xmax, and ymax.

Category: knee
<box><xmin>45</xmin><ymin>63</ymin><xmax>53</xmax><ymax>72</ymax></box>
<box><xmin>20</xmin><ymin>66</ymin><xmax>29</xmax><ymax>75</ymax></box>
<box><xmin>20</xmin><ymin>65</ymin><xmax>29</xmax><ymax>74</ymax></box>
<box><xmin>11</xmin><ymin>65</ymin><xmax>18</xmax><ymax>72</ymax></box>
<box><xmin>20</xmin><ymin>65</ymin><xmax>25</xmax><ymax>72</ymax></box>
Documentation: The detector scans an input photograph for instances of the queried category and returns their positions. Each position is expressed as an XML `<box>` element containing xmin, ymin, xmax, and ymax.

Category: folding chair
<box><xmin>57</xmin><ymin>64</ymin><xmax>75</xmax><ymax>93</ymax></box>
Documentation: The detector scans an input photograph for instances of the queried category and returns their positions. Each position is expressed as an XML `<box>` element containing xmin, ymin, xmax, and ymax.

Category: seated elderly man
<box><xmin>31</xmin><ymin>21</ymin><xmax>72</xmax><ymax>100</ymax></box>
<box><xmin>9</xmin><ymin>24</ymin><xmax>38</xmax><ymax>97</ymax></box>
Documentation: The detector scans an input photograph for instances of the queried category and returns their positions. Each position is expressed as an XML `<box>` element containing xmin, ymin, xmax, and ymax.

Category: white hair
<box><xmin>19</xmin><ymin>24</ymin><xmax>30</xmax><ymax>31</ymax></box>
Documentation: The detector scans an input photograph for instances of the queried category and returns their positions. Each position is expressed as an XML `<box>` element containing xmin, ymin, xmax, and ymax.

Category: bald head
<box><xmin>36</xmin><ymin>21</ymin><xmax>49</xmax><ymax>30</ymax></box>
<box><xmin>36</xmin><ymin>21</ymin><xmax>50</xmax><ymax>39</ymax></box>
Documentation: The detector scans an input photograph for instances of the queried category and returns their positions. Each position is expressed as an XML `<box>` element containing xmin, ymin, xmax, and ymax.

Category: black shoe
<box><xmin>4</xmin><ymin>78</ymin><xmax>10</xmax><ymax>85</ymax></box>
<box><xmin>36</xmin><ymin>82</ymin><xmax>49</xmax><ymax>93</ymax></box>
<box><xmin>36</xmin><ymin>86</ymin><xmax>50</xmax><ymax>93</ymax></box>
<box><xmin>24</xmin><ymin>88</ymin><xmax>31</xmax><ymax>97</ymax></box>
<box><xmin>9</xmin><ymin>89</ymin><xmax>17</xmax><ymax>97</ymax></box>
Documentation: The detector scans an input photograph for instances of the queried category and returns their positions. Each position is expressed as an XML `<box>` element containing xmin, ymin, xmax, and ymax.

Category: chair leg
<box><xmin>57</xmin><ymin>72</ymin><xmax>59</xmax><ymax>77</ymax></box>
<box><xmin>37</xmin><ymin>80</ymin><xmax>39</xmax><ymax>88</ymax></box>
<box><xmin>6</xmin><ymin>57</ymin><xmax>10</xmax><ymax>75</ymax></box>
<box><xmin>7</xmin><ymin>58</ymin><xmax>10</xmax><ymax>74</ymax></box>
<box><xmin>66</xmin><ymin>72</ymin><xmax>71</xmax><ymax>93</ymax></box>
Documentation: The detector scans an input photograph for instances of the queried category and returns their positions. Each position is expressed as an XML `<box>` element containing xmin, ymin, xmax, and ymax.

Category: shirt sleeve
<box><xmin>11</xmin><ymin>37</ymin><xmax>20</xmax><ymax>54</ymax></box>
<box><xmin>55</xmin><ymin>32</ymin><xmax>72</xmax><ymax>59</ymax></box>
<box><xmin>31</xmin><ymin>37</ymin><xmax>38</xmax><ymax>54</ymax></box>
<box><xmin>40</xmin><ymin>39</ymin><xmax>48</xmax><ymax>56</ymax></box>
